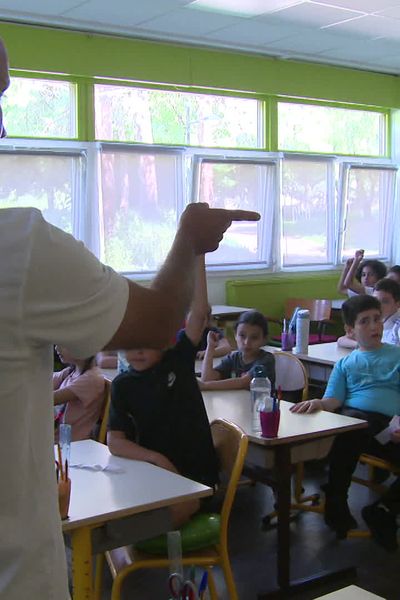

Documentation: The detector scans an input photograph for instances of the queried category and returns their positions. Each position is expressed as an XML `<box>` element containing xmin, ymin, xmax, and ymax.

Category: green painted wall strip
<box><xmin>1</xmin><ymin>21</ymin><xmax>400</xmax><ymax>109</ymax></box>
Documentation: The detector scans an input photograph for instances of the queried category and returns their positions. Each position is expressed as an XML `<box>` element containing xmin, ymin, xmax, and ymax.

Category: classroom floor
<box><xmin>95</xmin><ymin>459</ymin><xmax>400</xmax><ymax>600</ymax></box>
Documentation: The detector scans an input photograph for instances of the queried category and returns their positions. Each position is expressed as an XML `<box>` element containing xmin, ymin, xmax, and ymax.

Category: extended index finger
<box><xmin>227</xmin><ymin>209</ymin><xmax>261</xmax><ymax>221</ymax></box>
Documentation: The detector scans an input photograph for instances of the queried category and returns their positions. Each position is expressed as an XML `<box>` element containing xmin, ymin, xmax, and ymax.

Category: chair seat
<box><xmin>134</xmin><ymin>513</ymin><xmax>221</xmax><ymax>555</ymax></box>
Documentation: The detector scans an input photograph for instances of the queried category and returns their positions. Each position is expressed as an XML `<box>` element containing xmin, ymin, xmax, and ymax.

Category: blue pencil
<box><xmin>198</xmin><ymin>570</ymin><xmax>208</xmax><ymax>599</ymax></box>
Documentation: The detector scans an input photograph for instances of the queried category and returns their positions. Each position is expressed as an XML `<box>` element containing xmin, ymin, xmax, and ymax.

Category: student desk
<box><xmin>62</xmin><ymin>440</ymin><xmax>212</xmax><ymax>600</ymax></box>
<box><xmin>202</xmin><ymin>390</ymin><xmax>367</xmax><ymax>598</ymax></box>
<box><xmin>292</xmin><ymin>342</ymin><xmax>352</xmax><ymax>382</ymax></box>
<box><xmin>262</xmin><ymin>342</ymin><xmax>352</xmax><ymax>383</ymax></box>
<box><xmin>315</xmin><ymin>585</ymin><xmax>385</xmax><ymax>599</ymax></box>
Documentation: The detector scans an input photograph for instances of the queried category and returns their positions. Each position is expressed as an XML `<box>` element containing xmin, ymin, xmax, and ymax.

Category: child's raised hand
<box><xmin>207</xmin><ymin>330</ymin><xmax>219</xmax><ymax>350</ymax></box>
<box><xmin>345</xmin><ymin>257</ymin><xmax>354</xmax><ymax>268</ymax></box>
<box><xmin>354</xmin><ymin>249</ymin><xmax>364</xmax><ymax>262</ymax></box>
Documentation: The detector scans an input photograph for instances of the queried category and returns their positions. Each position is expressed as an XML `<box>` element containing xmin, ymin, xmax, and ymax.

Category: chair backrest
<box><xmin>97</xmin><ymin>377</ymin><xmax>112</xmax><ymax>444</ymax></box>
<box><xmin>211</xmin><ymin>419</ymin><xmax>248</xmax><ymax>539</ymax></box>
<box><xmin>274</xmin><ymin>351</ymin><xmax>308</xmax><ymax>401</ymax></box>
<box><xmin>285</xmin><ymin>298</ymin><xmax>332</xmax><ymax>322</ymax></box>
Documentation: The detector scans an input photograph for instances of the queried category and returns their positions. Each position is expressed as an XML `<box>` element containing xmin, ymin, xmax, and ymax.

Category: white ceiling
<box><xmin>2</xmin><ymin>0</ymin><xmax>400</xmax><ymax>75</ymax></box>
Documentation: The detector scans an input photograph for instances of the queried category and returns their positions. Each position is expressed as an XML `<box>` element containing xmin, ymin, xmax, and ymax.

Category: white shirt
<box><xmin>0</xmin><ymin>208</ymin><xmax>129</xmax><ymax>600</ymax></box>
<box><xmin>347</xmin><ymin>285</ymin><xmax>374</xmax><ymax>298</ymax></box>
<box><xmin>382</xmin><ymin>309</ymin><xmax>400</xmax><ymax>346</ymax></box>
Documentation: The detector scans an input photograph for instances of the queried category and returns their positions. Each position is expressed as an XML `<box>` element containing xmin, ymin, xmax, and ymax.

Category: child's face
<box><xmin>360</xmin><ymin>266</ymin><xmax>378</xmax><ymax>288</ymax></box>
<box><xmin>235</xmin><ymin>323</ymin><xmax>266</xmax><ymax>359</ymax></box>
<box><xmin>346</xmin><ymin>308</ymin><xmax>383</xmax><ymax>350</ymax></box>
<box><xmin>373</xmin><ymin>290</ymin><xmax>399</xmax><ymax>320</ymax></box>
<box><xmin>125</xmin><ymin>349</ymin><xmax>163</xmax><ymax>372</ymax></box>
<box><xmin>55</xmin><ymin>345</ymin><xmax>75</xmax><ymax>365</ymax></box>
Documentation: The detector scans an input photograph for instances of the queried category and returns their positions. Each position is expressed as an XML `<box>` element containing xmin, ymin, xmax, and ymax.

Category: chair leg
<box><xmin>207</xmin><ymin>567</ymin><xmax>218</xmax><ymax>600</ymax></box>
<box><xmin>220</xmin><ymin>548</ymin><xmax>239</xmax><ymax>600</ymax></box>
<box><xmin>94</xmin><ymin>554</ymin><xmax>105</xmax><ymax>600</ymax></box>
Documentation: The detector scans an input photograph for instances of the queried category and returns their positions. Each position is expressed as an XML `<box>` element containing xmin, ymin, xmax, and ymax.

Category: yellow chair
<box><xmin>348</xmin><ymin>453</ymin><xmax>400</xmax><ymax>539</ymax></box>
<box><xmin>96</xmin><ymin>377</ymin><xmax>111</xmax><ymax>444</ymax></box>
<box><xmin>100</xmin><ymin>419</ymin><xmax>248</xmax><ymax>600</ymax></box>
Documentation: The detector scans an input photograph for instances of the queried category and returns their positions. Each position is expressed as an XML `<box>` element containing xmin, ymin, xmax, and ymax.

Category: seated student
<box><xmin>199</xmin><ymin>310</ymin><xmax>275</xmax><ymax>391</ymax></box>
<box><xmin>53</xmin><ymin>346</ymin><xmax>105</xmax><ymax>442</ymax></box>
<box><xmin>96</xmin><ymin>350</ymin><xmax>118</xmax><ymax>368</ymax></box>
<box><xmin>375</xmin><ymin>278</ymin><xmax>400</xmax><ymax>346</ymax></box>
<box><xmin>291</xmin><ymin>295</ymin><xmax>400</xmax><ymax>550</ymax></box>
<box><xmin>337</xmin><ymin>249</ymin><xmax>387</xmax><ymax>297</ymax></box>
<box><xmin>108</xmin><ymin>256</ymin><xmax>218</xmax><ymax>527</ymax></box>
<box><xmin>387</xmin><ymin>265</ymin><xmax>400</xmax><ymax>285</ymax></box>
<box><xmin>337</xmin><ymin>277</ymin><xmax>400</xmax><ymax>349</ymax></box>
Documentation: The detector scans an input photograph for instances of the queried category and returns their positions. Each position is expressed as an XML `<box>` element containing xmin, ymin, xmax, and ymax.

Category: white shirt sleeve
<box><xmin>22</xmin><ymin>211</ymin><xmax>129</xmax><ymax>358</ymax></box>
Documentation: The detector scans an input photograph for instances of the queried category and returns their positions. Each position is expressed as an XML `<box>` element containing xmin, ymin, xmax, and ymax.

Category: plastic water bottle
<box><xmin>294</xmin><ymin>309</ymin><xmax>310</xmax><ymax>355</ymax></box>
<box><xmin>117</xmin><ymin>351</ymin><xmax>130</xmax><ymax>373</ymax></box>
<box><xmin>250</xmin><ymin>366</ymin><xmax>272</xmax><ymax>433</ymax></box>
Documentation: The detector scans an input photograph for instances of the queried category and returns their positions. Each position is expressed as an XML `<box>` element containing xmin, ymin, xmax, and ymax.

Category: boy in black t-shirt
<box><xmin>108</xmin><ymin>255</ymin><xmax>218</xmax><ymax>527</ymax></box>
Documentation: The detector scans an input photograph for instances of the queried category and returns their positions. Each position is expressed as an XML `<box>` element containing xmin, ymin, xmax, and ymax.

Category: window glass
<box><xmin>195</xmin><ymin>159</ymin><xmax>275</xmax><ymax>266</ymax></box>
<box><xmin>3</xmin><ymin>78</ymin><xmax>76</xmax><ymax>138</ymax></box>
<box><xmin>99</xmin><ymin>148</ymin><xmax>181</xmax><ymax>272</ymax></box>
<box><xmin>95</xmin><ymin>85</ymin><xmax>261</xmax><ymax>148</ymax></box>
<box><xmin>281</xmin><ymin>159</ymin><xmax>332</xmax><ymax>267</ymax></box>
<box><xmin>0</xmin><ymin>152</ymin><xmax>81</xmax><ymax>234</ymax></box>
<box><xmin>341</xmin><ymin>167</ymin><xmax>396</xmax><ymax>259</ymax></box>
<box><xmin>278</xmin><ymin>102</ymin><xmax>385</xmax><ymax>156</ymax></box>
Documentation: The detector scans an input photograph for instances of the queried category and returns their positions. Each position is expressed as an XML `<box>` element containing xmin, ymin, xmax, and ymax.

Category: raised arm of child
<box><xmin>185</xmin><ymin>254</ymin><xmax>209</xmax><ymax>347</ymax></box>
<box><xmin>343</xmin><ymin>249</ymin><xmax>365</xmax><ymax>294</ymax></box>
<box><xmin>200</xmin><ymin>330</ymin><xmax>223</xmax><ymax>382</ymax></box>
<box><xmin>337</xmin><ymin>257</ymin><xmax>354</xmax><ymax>295</ymax></box>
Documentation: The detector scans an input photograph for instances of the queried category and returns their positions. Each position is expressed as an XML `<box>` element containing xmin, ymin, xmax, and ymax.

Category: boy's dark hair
<box><xmin>388</xmin><ymin>265</ymin><xmax>400</xmax><ymax>276</ymax></box>
<box><xmin>234</xmin><ymin>310</ymin><xmax>268</xmax><ymax>337</ymax></box>
<box><xmin>355</xmin><ymin>259</ymin><xmax>387</xmax><ymax>283</ymax></box>
<box><xmin>342</xmin><ymin>295</ymin><xmax>381</xmax><ymax>327</ymax></box>
<box><xmin>374</xmin><ymin>278</ymin><xmax>400</xmax><ymax>302</ymax></box>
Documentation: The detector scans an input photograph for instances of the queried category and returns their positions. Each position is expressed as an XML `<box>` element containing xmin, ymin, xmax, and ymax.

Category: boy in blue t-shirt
<box><xmin>291</xmin><ymin>295</ymin><xmax>400</xmax><ymax>550</ymax></box>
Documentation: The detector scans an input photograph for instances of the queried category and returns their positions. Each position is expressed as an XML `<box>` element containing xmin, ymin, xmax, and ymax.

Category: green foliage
<box><xmin>104</xmin><ymin>210</ymin><xmax>176</xmax><ymax>272</ymax></box>
<box><xmin>3</xmin><ymin>78</ymin><xmax>74</xmax><ymax>138</ymax></box>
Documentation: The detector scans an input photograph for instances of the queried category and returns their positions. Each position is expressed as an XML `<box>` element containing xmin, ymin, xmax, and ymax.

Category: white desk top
<box><xmin>202</xmin><ymin>390</ymin><xmax>366</xmax><ymax>446</ymax></box>
<box><xmin>212</xmin><ymin>304</ymin><xmax>252</xmax><ymax>317</ymax></box>
<box><xmin>263</xmin><ymin>342</ymin><xmax>352</xmax><ymax>367</ymax></box>
<box><xmin>315</xmin><ymin>585</ymin><xmax>384</xmax><ymax>599</ymax></box>
<box><xmin>62</xmin><ymin>440</ymin><xmax>211</xmax><ymax>531</ymax></box>
<box><xmin>292</xmin><ymin>342</ymin><xmax>352</xmax><ymax>366</ymax></box>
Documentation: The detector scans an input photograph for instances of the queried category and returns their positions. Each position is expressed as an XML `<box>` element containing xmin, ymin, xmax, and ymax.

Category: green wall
<box><xmin>1</xmin><ymin>21</ymin><xmax>400</xmax><ymax>108</ymax></box>
<box><xmin>226</xmin><ymin>271</ymin><xmax>346</xmax><ymax>338</ymax></box>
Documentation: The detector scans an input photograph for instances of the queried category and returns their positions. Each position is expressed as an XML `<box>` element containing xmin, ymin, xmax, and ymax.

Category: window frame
<box><xmin>276</xmin><ymin>97</ymin><xmax>390</xmax><ymax>158</ymax></box>
<box><xmin>279</xmin><ymin>153</ymin><xmax>336</xmax><ymax>270</ymax></box>
<box><xmin>336</xmin><ymin>160</ymin><xmax>398</xmax><ymax>265</ymax></box>
<box><xmin>191</xmin><ymin>150</ymin><xmax>279</xmax><ymax>270</ymax></box>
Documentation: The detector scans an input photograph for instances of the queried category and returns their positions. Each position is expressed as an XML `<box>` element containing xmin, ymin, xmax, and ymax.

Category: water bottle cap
<box><xmin>254</xmin><ymin>365</ymin><xmax>266</xmax><ymax>377</ymax></box>
<box><xmin>297</xmin><ymin>309</ymin><xmax>310</xmax><ymax>318</ymax></box>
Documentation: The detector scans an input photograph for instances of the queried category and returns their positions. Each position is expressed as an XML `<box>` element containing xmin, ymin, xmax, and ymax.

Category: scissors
<box><xmin>168</xmin><ymin>572</ymin><xmax>198</xmax><ymax>600</ymax></box>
